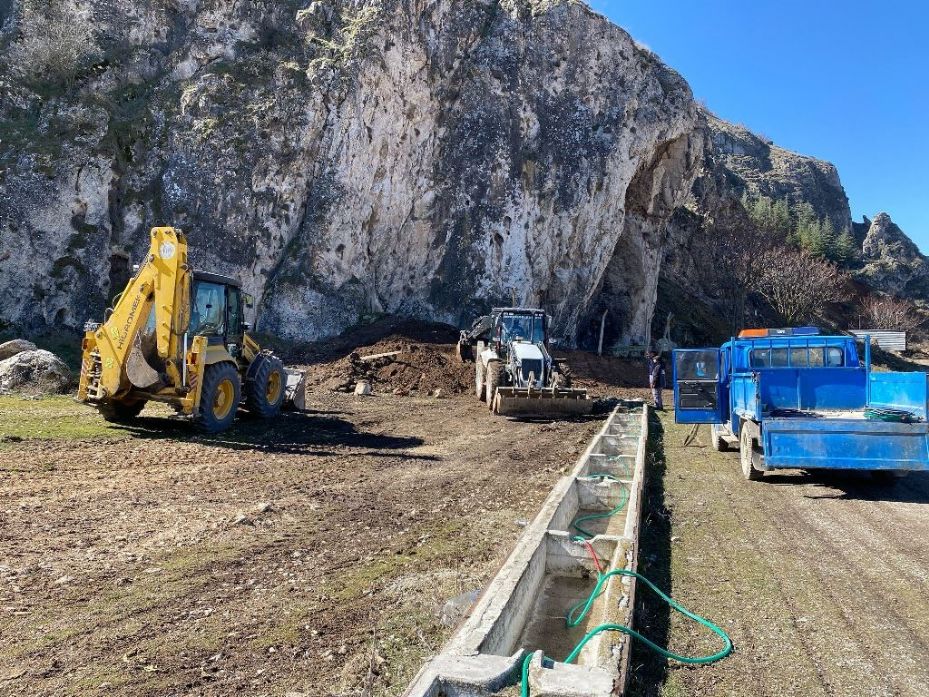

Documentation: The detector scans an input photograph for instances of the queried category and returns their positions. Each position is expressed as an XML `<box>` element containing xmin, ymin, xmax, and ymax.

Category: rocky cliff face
<box><xmin>856</xmin><ymin>213</ymin><xmax>929</xmax><ymax>300</ymax></box>
<box><xmin>0</xmin><ymin>0</ymin><xmax>704</xmax><ymax>344</ymax></box>
<box><xmin>0</xmin><ymin>0</ymin><xmax>918</xmax><ymax>348</ymax></box>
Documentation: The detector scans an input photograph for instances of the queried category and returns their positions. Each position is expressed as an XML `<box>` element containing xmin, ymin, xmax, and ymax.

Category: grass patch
<box><xmin>0</xmin><ymin>395</ymin><xmax>126</xmax><ymax>443</ymax></box>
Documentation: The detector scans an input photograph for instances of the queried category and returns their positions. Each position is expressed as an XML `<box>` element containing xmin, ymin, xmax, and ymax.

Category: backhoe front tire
<box><xmin>197</xmin><ymin>362</ymin><xmax>241</xmax><ymax>433</ymax></box>
<box><xmin>475</xmin><ymin>360</ymin><xmax>486</xmax><ymax>401</ymax></box>
<box><xmin>245</xmin><ymin>353</ymin><xmax>286</xmax><ymax>418</ymax></box>
<box><xmin>99</xmin><ymin>400</ymin><xmax>147</xmax><ymax>424</ymax></box>
<box><xmin>485</xmin><ymin>361</ymin><xmax>504</xmax><ymax>410</ymax></box>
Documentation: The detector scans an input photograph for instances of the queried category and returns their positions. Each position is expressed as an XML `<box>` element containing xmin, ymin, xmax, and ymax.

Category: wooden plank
<box><xmin>358</xmin><ymin>350</ymin><xmax>401</xmax><ymax>362</ymax></box>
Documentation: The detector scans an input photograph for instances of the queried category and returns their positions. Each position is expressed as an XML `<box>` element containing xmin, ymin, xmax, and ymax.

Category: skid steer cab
<box><xmin>78</xmin><ymin>227</ymin><xmax>290</xmax><ymax>433</ymax></box>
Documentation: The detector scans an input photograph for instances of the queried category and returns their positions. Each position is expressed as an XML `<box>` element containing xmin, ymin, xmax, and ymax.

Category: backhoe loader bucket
<box><xmin>492</xmin><ymin>386</ymin><xmax>592</xmax><ymax>417</ymax></box>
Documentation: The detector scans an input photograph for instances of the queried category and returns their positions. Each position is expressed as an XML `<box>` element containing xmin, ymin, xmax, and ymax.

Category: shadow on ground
<box><xmin>627</xmin><ymin>413</ymin><xmax>673</xmax><ymax>696</ymax></box>
<box><xmin>111</xmin><ymin>409</ymin><xmax>433</xmax><ymax>457</ymax></box>
<box><xmin>792</xmin><ymin>469</ymin><xmax>929</xmax><ymax>504</ymax></box>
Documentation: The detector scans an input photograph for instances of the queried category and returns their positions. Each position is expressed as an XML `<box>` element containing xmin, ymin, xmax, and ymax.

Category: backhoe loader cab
<box><xmin>78</xmin><ymin>227</ymin><xmax>288</xmax><ymax>433</ymax></box>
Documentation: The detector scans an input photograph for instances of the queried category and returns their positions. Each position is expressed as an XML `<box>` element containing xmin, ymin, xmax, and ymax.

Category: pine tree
<box><xmin>832</xmin><ymin>229</ymin><xmax>858</xmax><ymax>266</ymax></box>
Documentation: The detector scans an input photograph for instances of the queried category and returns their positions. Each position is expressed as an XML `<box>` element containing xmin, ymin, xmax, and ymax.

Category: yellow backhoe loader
<box><xmin>78</xmin><ymin>226</ymin><xmax>293</xmax><ymax>432</ymax></box>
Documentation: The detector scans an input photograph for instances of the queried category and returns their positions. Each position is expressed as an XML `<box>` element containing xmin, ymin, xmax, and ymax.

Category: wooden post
<box><xmin>598</xmin><ymin>309</ymin><xmax>608</xmax><ymax>357</ymax></box>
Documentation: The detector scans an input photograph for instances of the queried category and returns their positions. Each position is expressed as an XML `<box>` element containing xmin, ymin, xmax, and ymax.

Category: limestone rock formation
<box><xmin>0</xmin><ymin>0</ymin><xmax>915</xmax><ymax>349</ymax></box>
<box><xmin>0</xmin><ymin>349</ymin><xmax>72</xmax><ymax>395</ymax></box>
<box><xmin>0</xmin><ymin>0</ymin><xmax>702</xmax><ymax>346</ymax></box>
<box><xmin>0</xmin><ymin>339</ymin><xmax>38</xmax><ymax>361</ymax></box>
<box><xmin>857</xmin><ymin>213</ymin><xmax>929</xmax><ymax>300</ymax></box>
<box><xmin>703</xmin><ymin>114</ymin><xmax>851</xmax><ymax>231</ymax></box>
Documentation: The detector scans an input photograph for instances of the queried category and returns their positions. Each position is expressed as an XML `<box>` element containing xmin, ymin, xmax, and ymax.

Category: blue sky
<box><xmin>588</xmin><ymin>0</ymin><xmax>929</xmax><ymax>251</ymax></box>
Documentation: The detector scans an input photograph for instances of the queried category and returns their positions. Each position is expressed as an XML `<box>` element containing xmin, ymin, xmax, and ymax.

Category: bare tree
<box><xmin>7</xmin><ymin>0</ymin><xmax>98</xmax><ymax>85</ymax></box>
<box><xmin>703</xmin><ymin>224</ymin><xmax>776</xmax><ymax>332</ymax></box>
<box><xmin>860</xmin><ymin>294</ymin><xmax>922</xmax><ymax>333</ymax></box>
<box><xmin>751</xmin><ymin>247</ymin><xmax>845</xmax><ymax>325</ymax></box>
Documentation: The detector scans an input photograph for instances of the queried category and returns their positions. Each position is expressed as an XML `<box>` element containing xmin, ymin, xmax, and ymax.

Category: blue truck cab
<box><xmin>673</xmin><ymin>327</ymin><xmax>929</xmax><ymax>480</ymax></box>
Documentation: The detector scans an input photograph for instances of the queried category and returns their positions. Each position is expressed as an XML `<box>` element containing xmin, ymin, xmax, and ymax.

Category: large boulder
<box><xmin>0</xmin><ymin>339</ymin><xmax>37</xmax><ymax>361</ymax></box>
<box><xmin>0</xmin><ymin>349</ymin><xmax>73</xmax><ymax>395</ymax></box>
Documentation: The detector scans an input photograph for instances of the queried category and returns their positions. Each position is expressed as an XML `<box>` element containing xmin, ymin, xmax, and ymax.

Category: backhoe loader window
<box><xmin>191</xmin><ymin>282</ymin><xmax>226</xmax><ymax>336</ymax></box>
<box><xmin>501</xmin><ymin>314</ymin><xmax>544</xmax><ymax>343</ymax></box>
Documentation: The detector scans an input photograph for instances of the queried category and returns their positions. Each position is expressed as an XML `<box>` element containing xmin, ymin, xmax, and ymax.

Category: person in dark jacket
<box><xmin>646</xmin><ymin>350</ymin><xmax>666</xmax><ymax>410</ymax></box>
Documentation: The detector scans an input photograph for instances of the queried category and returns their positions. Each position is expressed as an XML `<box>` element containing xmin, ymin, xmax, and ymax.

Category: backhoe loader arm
<box><xmin>78</xmin><ymin>227</ymin><xmax>191</xmax><ymax>402</ymax></box>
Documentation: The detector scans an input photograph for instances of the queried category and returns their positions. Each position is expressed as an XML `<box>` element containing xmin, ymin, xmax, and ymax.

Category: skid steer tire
<box><xmin>197</xmin><ymin>362</ymin><xmax>241</xmax><ymax>433</ymax></box>
<box><xmin>739</xmin><ymin>420</ymin><xmax>765</xmax><ymax>481</ymax></box>
<box><xmin>99</xmin><ymin>400</ymin><xmax>147</xmax><ymax>424</ymax></box>
<box><xmin>245</xmin><ymin>354</ymin><xmax>286</xmax><ymax>418</ymax></box>
<box><xmin>485</xmin><ymin>361</ymin><xmax>504</xmax><ymax>410</ymax></box>
<box><xmin>475</xmin><ymin>360</ymin><xmax>486</xmax><ymax>401</ymax></box>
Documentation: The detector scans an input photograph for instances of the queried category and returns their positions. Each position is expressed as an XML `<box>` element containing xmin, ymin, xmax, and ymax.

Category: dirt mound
<box><xmin>295</xmin><ymin>318</ymin><xmax>472</xmax><ymax>396</ymax></box>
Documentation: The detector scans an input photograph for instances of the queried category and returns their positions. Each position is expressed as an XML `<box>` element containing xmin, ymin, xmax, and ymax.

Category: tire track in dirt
<box><xmin>731</xmin><ymin>468</ymin><xmax>926</xmax><ymax>697</ymax></box>
<box><xmin>701</xmin><ymin>450</ymin><xmax>843</xmax><ymax>697</ymax></box>
<box><xmin>756</xmin><ymin>477</ymin><xmax>929</xmax><ymax>695</ymax></box>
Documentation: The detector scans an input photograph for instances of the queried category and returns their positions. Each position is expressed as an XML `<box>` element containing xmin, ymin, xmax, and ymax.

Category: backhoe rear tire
<box><xmin>485</xmin><ymin>361</ymin><xmax>504</xmax><ymax>410</ymax></box>
<box><xmin>197</xmin><ymin>362</ymin><xmax>241</xmax><ymax>433</ymax></box>
<box><xmin>99</xmin><ymin>400</ymin><xmax>147</xmax><ymax>424</ymax></box>
<box><xmin>245</xmin><ymin>354</ymin><xmax>286</xmax><ymax>418</ymax></box>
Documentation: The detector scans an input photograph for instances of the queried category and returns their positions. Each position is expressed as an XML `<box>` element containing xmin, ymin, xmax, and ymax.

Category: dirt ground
<box><xmin>631</xmin><ymin>414</ymin><xmax>929</xmax><ymax>697</ymax></box>
<box><xmin>0</xmin><ymin>390</ymin><xmax>605</xmax><ymax>697</ymax></box>
<box><xmin>7</xmin><ymin>318</ymin><xmax>927</xmax><ymax>697</ymax></box>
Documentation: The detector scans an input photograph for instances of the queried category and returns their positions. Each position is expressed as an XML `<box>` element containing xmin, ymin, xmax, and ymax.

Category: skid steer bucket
<box><xmin>492</xmin><ymin>386</ymin><xmax>592</xmax><ymax>416</ymax></box>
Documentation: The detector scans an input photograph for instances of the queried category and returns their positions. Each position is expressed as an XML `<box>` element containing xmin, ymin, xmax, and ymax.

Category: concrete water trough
<box><xmin>404</xmin><ymin>405</ymin><xmax>649</xmax><ymax>697</ymax></box>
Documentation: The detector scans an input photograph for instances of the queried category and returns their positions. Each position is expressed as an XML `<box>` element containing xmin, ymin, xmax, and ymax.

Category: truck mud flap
<box><xmin>493</xmin><ymin>386</ymin><xmax>592</xmax><ymax>416</ymax></box>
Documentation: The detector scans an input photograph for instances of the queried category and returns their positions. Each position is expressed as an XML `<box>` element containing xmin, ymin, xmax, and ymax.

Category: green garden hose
<box><xmin>865</xmin><ymin>406</ymin><xmax>916</xmax><ymax>423</ymax></box>
<box><xmin>518</xmin><ymin>472</ymin><xmax>733</xmax><ymax>696</ymax></box>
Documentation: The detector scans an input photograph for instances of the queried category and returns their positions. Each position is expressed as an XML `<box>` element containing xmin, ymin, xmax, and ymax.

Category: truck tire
<box><xmin>475</xmin><ymin>360</ymin><xmax>486</xmax><ymax>401</ymax></box>
<box><xmin>245</xmin><ymin>353</ymin><xmax>286</xmax><ymax>418</ymax></box>
<box><xmin>99</xmin><ymin>400</ymin><xmax>147</xmax><ymax>424</ymax></box>
<box><xmin>711</xmin><ymin>423</ymin><xmax>729</xmax><ymax>452</ymax></box>
<box><xmin>197</xmin><ymin>362</ymin><xmax>241</xmax><ymax>433</ymax></box>
<box><xmin>739</xmin><ymin>420</ymin><xmax>765</xmax><ymax>480</ymax></box>
<box><xmin>485</xmin><ymin>361</ymin><xmax>504</xmax><ymax>409</ymax></box>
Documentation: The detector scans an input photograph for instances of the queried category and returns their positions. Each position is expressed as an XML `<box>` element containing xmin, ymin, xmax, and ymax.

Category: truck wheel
<box><xmin>739</xmin><ymin>420</ymin><xmax>764</xmax><ymax>480</ymax></box>
<box><xmin>99</xmin><ymin>400</ymin><xmax>147</xmax><ymax>424</ymax></box>
<box><xmin>245</xmin><ymin>354</ymin><xmax>286</xmax><ymax>418</ymax></box>
<box><xmin>711</xmin><ymin>424</ymin><xmax>729</xmax><ymax>452</ymax></box>
<box><xmin>197</xmin><ymin>362</ymin><xmax>241</xmax><ymax>433</ymax></box>
<box><xmin>475</xmin><ymin>360</ymin><xmax>486</xmax><ymax>401</ymax></box>
<box><xmin>485</xmin><ymin>361</ymin><xmax>503</xmax><ymax>409</ymax></box>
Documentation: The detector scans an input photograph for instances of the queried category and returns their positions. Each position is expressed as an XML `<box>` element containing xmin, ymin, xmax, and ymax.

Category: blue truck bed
<box><xmin>763</xmin><ymin>414</ymin><xmax>929</xmax><ymax>471</ymax></box>
<box><xmin>673</xmin><ymin>329</ymin><xmax>929</xmax><ymax>479</ymax></box>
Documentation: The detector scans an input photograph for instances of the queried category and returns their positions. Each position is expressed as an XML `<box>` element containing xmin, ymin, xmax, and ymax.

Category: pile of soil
<box><xmin>294</xmin><ymin>318</ymin><xmax>473</xmax><ymax>396</ymax></box>
<box><xmin>285</xmin><ymin>315</ymin><xmax>651</xmax><ymax>401</ymax></box>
